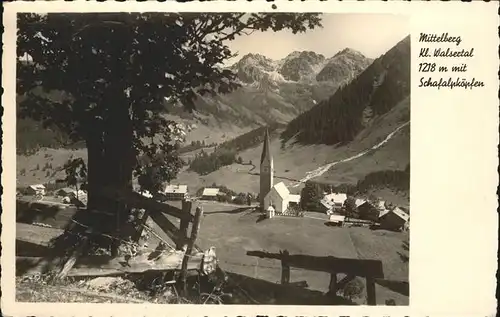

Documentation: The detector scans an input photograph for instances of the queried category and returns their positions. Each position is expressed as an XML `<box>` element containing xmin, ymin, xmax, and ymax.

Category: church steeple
<box><xmin>260</xmin><ymin>127</ymin><xmax>274</xmax><ymax>209</ymax></box>
<box><xmin>260</xmin><ymin>128</ymin><xmax>272</xmax><ymax>164</ymax></box>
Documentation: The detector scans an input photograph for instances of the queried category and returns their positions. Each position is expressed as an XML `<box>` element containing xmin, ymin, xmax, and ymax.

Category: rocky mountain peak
<box><xmin>278</xmin><ymin>51</ymin><xmax>326</xmax><ymax>82</ymax></box>
<box><xmin>316</xmin><ymin>48</ymin><xmax>372</xmax><ymax>82</ymax></box>
<box><xmin>332</xmin><ymin>47</ymin><xmax>365</xmax><ymax>59</ymax></box>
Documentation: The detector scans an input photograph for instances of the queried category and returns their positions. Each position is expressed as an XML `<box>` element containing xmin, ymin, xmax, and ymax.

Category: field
<box><xmin>15</xmin><ymin>200</ymin><xmax>408</xmax><ymax>305</ymax></box>
<box><xmin>193</xmin><ymin>202</ymin><xmax>409</xmax><ymax>305</ymax></box>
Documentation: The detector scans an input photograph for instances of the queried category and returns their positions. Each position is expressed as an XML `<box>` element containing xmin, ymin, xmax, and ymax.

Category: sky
<box><xmin>224</xmin><ymin>14</ymin><xmax>409</xmax><ymax>65</ymax></box>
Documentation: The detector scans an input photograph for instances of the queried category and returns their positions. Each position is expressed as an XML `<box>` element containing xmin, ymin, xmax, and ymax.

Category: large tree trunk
<box><xmin>82</xmin><ymin>90</ymin><xmax>137</xmax><ymax>256</ymax></box>
<box><xmin>86</xmin><ymin>128</ymin><xmax>106</xmax><ymax>211</ymax></box>
<box><xmin>102</xmin><ymin>90</ymin><xmax>136</xmax><ymax>255</ymax></box>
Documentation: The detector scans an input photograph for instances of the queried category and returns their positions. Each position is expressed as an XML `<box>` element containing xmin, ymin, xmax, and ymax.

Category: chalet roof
<box><xmin>260</xmin><ymin>128</ymin><xmax>272</xmax><ymax>164</ymax></box>
<box><xmin>324</xmin><ymin>193</ymin><xmax>348</xmax><ymax>204</ymax></box>
<box><xmin>379</xmin><ymin>209</ymin><xmax>390</xmax><ymax>218</ymax></box>
<box><xmin>273</xmin><ymin>182</ymin><xmax>290</xmax><ymax>200</ymax></box>
<box><xmin>391</xmin><ymin>207</ymin><xmax>410</xmax><ymax>222</ymax></box>
<box><xmin>30</xmin><ymin>184</ymin><xmax>46</xmax><ymax>190</ymax></box>
<box><xmin>320</xmin><ymin>198</ymin><xmax>335</xmax><ymax>209</ymax></box>
<box><xmin>202</xmin><ymin>188</ymin><xmax>220</xmax><ymax>196</ymax></box>
<box><xmin>355</xmin><ymin>199</ymin><xmax>367</xmax><ymax>207</ymax></box>
<box><xmin>289</xmin><ymin>194</ymin><xmax>301</xmax><ymax>203</ymax></box>
<box><xmin>164</xmin><ymin>184</ymin><xmax>188</xmax><ymax>194</ymax></box>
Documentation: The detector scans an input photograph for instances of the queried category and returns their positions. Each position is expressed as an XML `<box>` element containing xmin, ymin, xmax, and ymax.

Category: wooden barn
<box><xmin>26</xmin><ymin>184</ymin><xmax>46</xmax><ymax>196</ymax></box>
<box><xmin>201</xmin><ymin>188</ymin><xmax>220</xmax><ymax>201</ymax></box>
<box><xmin>357</xmin><ymin>201</ymin><xmax>380</xmax><ymax>222</ymax></box>
<box><xmin>379</xmin><ymin>207</ymin><xmax>410</xmax><ymax>231</ymax></box>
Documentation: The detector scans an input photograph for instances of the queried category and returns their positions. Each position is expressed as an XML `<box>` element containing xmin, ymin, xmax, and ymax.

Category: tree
<box><xmin>300</xmin><ymin>181</ymin><xmax>322</xmax><ymax>211</ymax></box>
<box><xmin>343</xmin><ymin>196</ymin><xmax>357</xmax><ymax>218</ymax></box>
<box><xmin>17</xmin><ymin>13</ymin><xmax>322</xmax><ymax>251</ymax></box>
<box><xmin>63</xmin><ymin>157</ymin><xmax>87</xmax><ymax>205</ymax></box>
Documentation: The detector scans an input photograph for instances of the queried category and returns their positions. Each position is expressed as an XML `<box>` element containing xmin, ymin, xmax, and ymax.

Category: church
<box><xmin>260</xmin><ymin>129</ymin><xmax>300</xmax><ymax>217</ymax></box>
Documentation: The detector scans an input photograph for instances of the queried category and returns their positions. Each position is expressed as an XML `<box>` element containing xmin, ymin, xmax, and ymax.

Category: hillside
<box><xmin>174</xmin><ymin>97</ymin><xmax>409</xmax><ymax>199</ymax></box>
<box><xmin>281</xmin><ymin>36</ymin><xmax>410</xmax><ymax>146</ymax></box>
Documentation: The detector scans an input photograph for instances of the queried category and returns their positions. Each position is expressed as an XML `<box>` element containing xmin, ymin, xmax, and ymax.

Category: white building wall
<box><xmin>264</xmin><ymin>188</ymin><xmax>290</xmax><ymax>214</ymax></box>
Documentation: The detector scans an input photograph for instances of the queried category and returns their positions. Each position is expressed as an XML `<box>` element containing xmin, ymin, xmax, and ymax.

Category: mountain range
<box><xmin>167</xmin><ymin>48</ymin><xmax>373</xmax><ymax>136</ymax></box>
<box><xmin>16</xmin><ymin>47</ymin><xmax>373</xmax><ymax>151</ymax></box>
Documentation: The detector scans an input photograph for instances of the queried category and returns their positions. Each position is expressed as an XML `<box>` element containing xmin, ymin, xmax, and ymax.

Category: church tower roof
<box><xmin>260</xmin><ymin>128</ymin><xmax>272</xmax><ymax>164</ymax></box>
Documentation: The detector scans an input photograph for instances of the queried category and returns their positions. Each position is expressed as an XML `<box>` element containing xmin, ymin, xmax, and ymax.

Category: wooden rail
<box><xmin>247</xmin><ymin>250</ymin><xmax>384</xmax><ymax>305</ymax></box>
<box><xmin>17</xmin><ymin>189</ymin><xmax>208</xmax><ymax>283</ymax></box>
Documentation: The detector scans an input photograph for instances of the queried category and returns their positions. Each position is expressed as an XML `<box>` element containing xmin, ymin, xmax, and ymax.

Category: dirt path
<box><xmin>290</xmin><ymin>121</ymin><xmax>410</xmax><ymax>188</ymax></box>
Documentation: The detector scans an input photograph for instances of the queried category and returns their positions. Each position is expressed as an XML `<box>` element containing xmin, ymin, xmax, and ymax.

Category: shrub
<box><xmin>342</xmin><ymin>277</ymin><xmax>365</xmax><ymax>300</ymax></box>
<box><xmin>233</xmin><ymin>193</ymin><xmax>247</xmax><ymax>205</ymax></box>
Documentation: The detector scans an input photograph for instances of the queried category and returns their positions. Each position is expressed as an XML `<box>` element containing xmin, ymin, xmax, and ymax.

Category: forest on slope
<box><xmin>280</xmin><ymin>36</ymin><xmax>410</xmax><ymax>146</ymax></box>
<box><xmin>188</xmin><ymin>123</ymin><xmax>284</xmax><ymax>175</ymax></box>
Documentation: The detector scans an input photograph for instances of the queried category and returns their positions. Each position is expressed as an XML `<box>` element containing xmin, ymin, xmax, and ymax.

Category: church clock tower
<box><xmin>260</xmin><ymin>128</ymin><xmax>274</xmax><ymax>209</ymax></box>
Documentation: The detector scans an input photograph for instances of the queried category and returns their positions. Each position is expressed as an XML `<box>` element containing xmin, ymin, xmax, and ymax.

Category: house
<box><xmin>263</xmin><ymin>182</ymin><xmax>293</xmax><ymax>214</ymax></box>
<box><xmin>379</xmin><ymin>207</ymin><xmax>410</xmax><ymax>231</ymax></box>
<box><xmin>164</xmin><ymin>184</ymin><xmax>188</xmax><ymax>201</ymax></box>
<box><xmin>68</xmin><ymin>190</ymin><xmax>86</xmax><ymax>199</ymax></box>
<box><xmin>357</xmin><ymin>201</ymin><xmax>380</xmax><ymax>222</ymax></box>
<box><xmin>289</xmin><ymin>194</ymin><xmax>301</xmax><ymax>206</ymax></box>
<box><xmin>328</xmin><ymin>214</ymin><xmax>346</xmax><ymax>226</ymax></box>
<box><xmin>324</xmin><ymin>192</ymin><xmax>348</xmax><ymax>210</ymax></box>
<box><xmin>26</xmin><ymin>184</ymin><xmax>46</xmax><ymax>196</ymax></box>
<box><xmin>139</xmin><ymin>190</ymin><xmax>153</xmax><ymax>198</ymax></box>
<box><xmin>355</xmin><ymin>199</ymin><xmax>366</xmax><ymax>208</ymax></box>
<box><xmin>68</xmin><ymin>190</ymin><xmax>87</xmax><ymax>207</ymax></box>
<box><xmin>319</xmin><ymin>198</ymin><xmax>335</xmax><ymax>214</ymax></box>
<box><xmin>403</xmin><ymin>220</ymin><xmax>410</xmax><ymax>232</ymax></box>
<box><xmin>201</xmin><ymin>188</ymin><xmax>220</xmax><ymax>201</ymax></box>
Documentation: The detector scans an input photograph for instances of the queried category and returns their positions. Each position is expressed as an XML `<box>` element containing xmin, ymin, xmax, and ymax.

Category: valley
<box><xmin>15</xmin><ymin>17</ymin><xmax>411</xmax><ymax>306</ymax></box>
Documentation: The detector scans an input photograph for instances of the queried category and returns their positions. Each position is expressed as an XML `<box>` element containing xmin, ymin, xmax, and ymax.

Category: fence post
<box><xmin>328</xmin><ymin>272</ymin><xmax>337</xmax><ymax>296</ymax></box>
<box><xmin>177</xmin><ymin>199</ymin><xmax>192</xmax><ymax>250</ymax></box>
<box><xmin>180</xmin><ymin>205</ymin><xmax>204</xmax><ymax>297</ymax></box>
<box><xmin>366</xmin><ymin>276</ymin><xmax>376</xmax><ymax>305</ymax></box>
<box><xmin>280</xmin><ymin>249</ymin><xmax>290</xmax><ymax>284</ymax></box>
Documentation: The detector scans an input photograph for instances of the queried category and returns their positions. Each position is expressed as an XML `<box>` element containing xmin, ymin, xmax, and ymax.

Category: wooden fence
<box><xmin>16</xmin><ymin>189</ymin><xmax>210</xmax><ymax>295</ymax></box>
<box><xmin>246</xmin><ymin>250</ymin><xmax>384</xmax><ymax>305</ymax></box>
